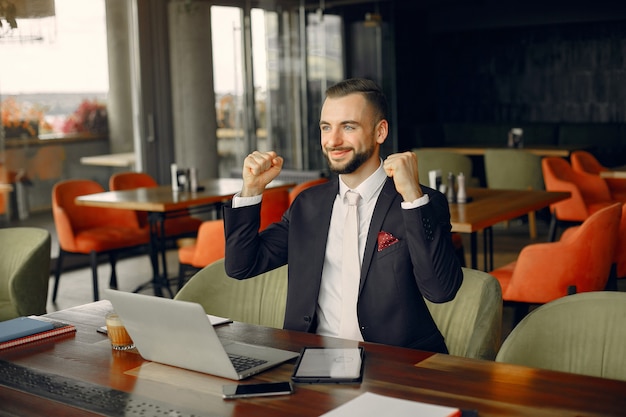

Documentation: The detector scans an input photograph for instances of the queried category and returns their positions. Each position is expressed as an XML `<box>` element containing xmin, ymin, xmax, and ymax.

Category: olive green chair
<box><xmin>484</xmin><ymin>148</ymin><xmax>545</xmax><ymax>238</ymax></box>
<box><xmin>425</xmin><ymin>267</ymin><xmax>503</xmax><ymax>361</ymax></box>
<box><xmin>176</xmin><ymin>261</ymin><xmax>503</xmax><ymax>359</ymax></box>
<box><xmin>496</xmin><ymin>292</ymin><xmax>626</xmax><ymax>381</ymax></box>
<box><xmin>0</xmin><ymin>227</ymin><xmax>51</xmax><ymax>321</ymax></box>
<box><xmin>174</xmin><ymin>258</ymin><xmax>287</xmax><ymax>329</ymax></box>
<box><xmin>412</xmin><ymin>148</ymin><xmax>479</xmax><ymax>188</ymax></box>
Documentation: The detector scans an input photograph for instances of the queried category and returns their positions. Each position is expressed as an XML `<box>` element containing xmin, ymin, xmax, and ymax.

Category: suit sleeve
<box><xmin>223</xmin><ymin>201</ymin><xmax>289</xmax><ymax>279</ymax></box>
<box><xmin>405</xmin><ymin>188</ymin><xmax>463</xmax><ymax>303</ymax></box>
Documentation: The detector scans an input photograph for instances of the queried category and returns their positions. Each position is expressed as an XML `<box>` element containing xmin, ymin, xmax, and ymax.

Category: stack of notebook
<box><xmin>0</xmin><ymin>316</ymin><xmax>76</xmax><ymax>350</ymax></box>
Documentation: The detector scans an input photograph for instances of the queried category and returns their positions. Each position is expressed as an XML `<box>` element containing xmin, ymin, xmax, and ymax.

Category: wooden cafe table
<box><xmin>449</xmin><ymin>188</ymin><xmax>570</xmax><ymax>270</ymax></box>
<box><xmin>1</xmin><ymin>300</ymin><xmax>625</xmax><ymax>417</ymax></box>
<box><xmin>600</xmin><ymin>165</ymin><xmax>626</xmax><ymax>179</ymax></box>
<box><xmin>75</xmin><ymin>178</ymin><xmax>294</xmax><ymax>297</ymax></box>
<box><xmin>419</xmin><ymin>145</ymin><xmax>586</xmax><ymax>158</ymax></box>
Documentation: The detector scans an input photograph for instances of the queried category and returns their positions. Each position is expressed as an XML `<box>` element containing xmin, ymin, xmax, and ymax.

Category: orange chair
<box><xmin>542</xmin><ymin>156</ymin><xmax>615</xmax><ymax>241</ymax></box>
<box><xmin>259</xmin><ymin>187</ymin><xmax>290</xmax><ymax>231</ymax></box>
<box><xmin>560</xmin><ymin>203</ymin><xmax>626</xmax><ymax>290</ymax></box>
<box><xmin>489</xmin><ymin>203</ymin><xmax>622</xmax><ymax>324</ymax></box>
<box><xmin>288</xmin><ymin>177</ymin><xmax>329</xmax><ymax>204</ymax></box>
<box><xmin>109</xmin><ymin>171</ymin><xmax>203</xmax><ymax>238</ymax></box>
<box><xmin>571</xmin><ymin>150</ymin><xmax>626</xmax><ymax>202</ymax></box>
<box><xmin>177</xmin><ymin>219</ymin><xmax>225</xmax><ymax>290</ymax></box>
<box><xmin>176</xmin><ymin>187</ymin><xmax>290</xmax><ymax>289</ymax></box>
<box><xmin>52</xmin><ymin>179</ymin><xmax>151</xmax><ymax>302</ymax></box>
<box><xmin>0</xmin><ymin>163</ymin><xmax>9</xmax><ymax>218</ymax></box>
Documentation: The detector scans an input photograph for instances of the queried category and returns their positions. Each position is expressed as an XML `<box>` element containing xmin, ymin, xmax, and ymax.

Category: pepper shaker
<box><xmin>457</xmin><ymin>172</ymin><xmax>467</xmax><ymax>203</ymax></box>
<box><xmin>446</xmin><ymin>172</ymin><xmax>456</xmax><ymax>203</ymax></box>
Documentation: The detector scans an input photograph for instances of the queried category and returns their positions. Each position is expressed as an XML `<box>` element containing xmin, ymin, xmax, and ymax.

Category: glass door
<box><xmin>211</xmin><ymin>4</ymin><xmax>345</xmax><ymax>177</ymax></box>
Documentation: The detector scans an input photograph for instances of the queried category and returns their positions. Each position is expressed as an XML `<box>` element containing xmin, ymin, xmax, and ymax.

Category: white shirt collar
<box><xmin>339</xmin><ymin>159</ymin><xmax>387</xmax><ymax>204</ymax></box>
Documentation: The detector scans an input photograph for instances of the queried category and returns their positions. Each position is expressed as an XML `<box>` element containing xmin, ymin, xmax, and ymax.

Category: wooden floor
<box><xmin>7</xmin><ymin>209</ymin><xmax>625</xmax><ymax>343</ymax></box>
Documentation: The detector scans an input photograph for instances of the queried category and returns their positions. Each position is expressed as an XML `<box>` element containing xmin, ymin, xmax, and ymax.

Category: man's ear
<box><xmin>375</xmin><ymin>119</ymin><xmax>388</xmax><ymax>144</ymax></box>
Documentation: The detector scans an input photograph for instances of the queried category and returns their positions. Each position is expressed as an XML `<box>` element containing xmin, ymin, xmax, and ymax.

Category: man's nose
<box><xmin>324</xmin><ymin>129</ymin><xmax>342</xmax><ymax>147</ymax></box>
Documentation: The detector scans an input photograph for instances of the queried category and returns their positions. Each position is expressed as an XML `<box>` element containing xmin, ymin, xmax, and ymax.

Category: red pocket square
<box><xmin>377</xmin><ymin>231</ymin><xmax>399</xmax><ymax>252</ymax></box>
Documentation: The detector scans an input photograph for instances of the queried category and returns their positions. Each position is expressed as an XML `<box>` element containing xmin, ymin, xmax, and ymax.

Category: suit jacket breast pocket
<box><xmin>375</xmin><ymin>238</ymin><xmax>405</xmax><ymax>260</ymax></box>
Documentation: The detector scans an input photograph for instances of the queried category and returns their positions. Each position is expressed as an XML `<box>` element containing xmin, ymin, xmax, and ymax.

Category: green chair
<box><xmin>0</xmin><ymin>227</ymin><xmax>51</xmax><ymax>321</ymax></box>
<box><xmin>413</xmin><ymin>148</ymin><xmax>478</xmax><ymax>188</ymax></box>
<box><xmin>495</xmin><ymin>292</ymin><xmax>626</xmax><ymax>381</ymax></box>
<box><xmin>412</xmin><ymin>148</ymin><xmax>473</xmax><ymax>266</ymax></box>
<box><xmin>425</xmin><ymin>267</ymin><xmax>503</xmax><ymax>361</ymax></box>
<box><xmin>174</xmin><ymin>258</ymin><xmax>287</xmax><ymax>329</ymax></box>
<box><xmin>484</xmin><ymin>148</ymin><xmax>544</xmax><ymax>238</ymax></box>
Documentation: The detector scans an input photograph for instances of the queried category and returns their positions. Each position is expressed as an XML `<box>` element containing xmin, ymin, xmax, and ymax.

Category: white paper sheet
<box><xmin>319</xmin><ymin>392</ymin><xmax>461</xmax><ymax>417</ymax></box>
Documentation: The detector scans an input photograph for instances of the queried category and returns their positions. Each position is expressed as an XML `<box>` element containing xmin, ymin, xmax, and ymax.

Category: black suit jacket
<box><xmin>224</xmin><ymin>177</ymin><xmax>463</xmax><ymax>351</ymax></box>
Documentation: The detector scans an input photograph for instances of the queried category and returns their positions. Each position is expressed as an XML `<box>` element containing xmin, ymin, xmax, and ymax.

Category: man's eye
<box><xmin>344</xmin><ymin>125</ymin><xmax>355</xmax><ymax>131</ymax></box>
<box><xmin>320</xmin><ymin>125</ymin><xmax>330</xmax><ymax>132</ymax></box>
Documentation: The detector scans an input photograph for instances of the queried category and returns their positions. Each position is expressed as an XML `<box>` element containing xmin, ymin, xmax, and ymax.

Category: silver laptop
<box><xmin>105</xmin><ymin>289</ymin><xmax>299</xmax><ymax>380</ymax></box>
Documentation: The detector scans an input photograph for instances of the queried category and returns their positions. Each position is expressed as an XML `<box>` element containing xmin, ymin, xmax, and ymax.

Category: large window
<box><xmin>0</xmin><ymin>0</ymin><xmax>109</xmax><ymax>217</ymax></box>
<box><xmin>0</xmin><ymin>0</ymin><xmax>109</xmax><ymax>139</ymax></box>
<box><xmin>211</xmin><ymin>4</ymin><xmax>344</xmax><ymax>177</ymax></box>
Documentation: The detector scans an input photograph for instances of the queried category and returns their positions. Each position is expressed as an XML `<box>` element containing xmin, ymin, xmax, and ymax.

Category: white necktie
<box><xmin>339</xmin><ymin>190</ymin><xmax>363</xmax><ymax>340</ymax></box>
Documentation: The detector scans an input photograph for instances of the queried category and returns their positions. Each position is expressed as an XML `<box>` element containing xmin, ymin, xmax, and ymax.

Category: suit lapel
<box><xmin>360</xmin><ymin>178</ymin><xmax>398</xmax><ymax>290</ymax></box>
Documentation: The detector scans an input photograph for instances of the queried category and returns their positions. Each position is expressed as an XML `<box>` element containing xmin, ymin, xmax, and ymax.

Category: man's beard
<box><xmin>324</xmin><ymin>142</ymin><xmax>376</xmax><ymax>175</ymax></box>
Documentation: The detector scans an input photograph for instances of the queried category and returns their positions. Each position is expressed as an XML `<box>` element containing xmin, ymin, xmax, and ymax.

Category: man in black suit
<box><xmin>224</xmin><ymin>78</ymin><xmax>463</xmax><ymax>353</ymax></box>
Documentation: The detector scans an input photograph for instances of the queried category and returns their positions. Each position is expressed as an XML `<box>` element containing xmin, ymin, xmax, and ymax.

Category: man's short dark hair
<box><xmin>325</xmin><ymin>78</ymin><xmax>388</xmax><ymax>123</ymax></box>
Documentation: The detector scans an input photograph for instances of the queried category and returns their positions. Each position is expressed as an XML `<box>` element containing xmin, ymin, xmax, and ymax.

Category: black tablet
<box><xmin>291</xmin><ymin>347</ymin><xmax>364</xmax><ymax>384</ymax></box>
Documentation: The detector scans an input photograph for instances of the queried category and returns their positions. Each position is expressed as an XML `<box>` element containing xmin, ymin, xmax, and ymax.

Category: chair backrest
<box><xmin>109</xmin><ymin>172</ymin><xmax>158</xmax><ymax>227</ymax></box>
<box><xmin>0</xmin><ymin>227</ymin><xmax>51</xmax><ymax>321</ymax></box>
<box><xmin>0</xmin><ymin>163</ymin><xmax>8</xmax><ymax>215</ymax></box>
<box><xmin>560</xmin><ymin>202</ymin><xmax>626</xmax><ymax>280</ymax></box>
<box><xmin>289</xmin><ymin>177</ymin><xmax>329</xmax><ymax>204</ymax></box>
<box><xmin>570</xmin><ymin>150</ymin><xmax>606</xmax><ymax>175</ymax></box>
<box><xmin>504</xmin><ymin>203</ymin><xmax>621</xmax><ymax>302</ymax></box>
<box><xmin>260</xmin><ymin>187</ymin><xmax>290</xmax><ymax>231</ymax></box>
<box><xmin>190</xmin><ymin>219</ymin><xmax>226</xmax><ymax>268</ymax></box>
<box><xmin>52</xmin><ymin>179</ymin><xmax>141</xmax><ymax>252</ymax></box>
<box><xmin>424</xmin><ymin>268</ymin><xmax>503</xmax><ymax>360</ymax></box>
<box><xmin>541</xmin><ymin>157</ymin><xmax>611</xmax><ymax>221</ymax></box>
<box><xmin>109</xmin><ymin>171</ymin><xmax>158</xmax><ymax>190</ymax></box>
<box><xmin>484</xmin><ymin>148</ymin><xmax>544</xmax><ymax>191</ymax></box>
<box><xmin>617</xmin><ymin>203</ymin><xmax>626</xmax><ymax>279</ymax></box>
<box><xmin>495</xmin><ymin>291</ymin><xmax>626</xmax><ymax>381</ymax></box>
<box><xmin>174</xmin><ymin>258</ymin><xmax>288</xmax><ymax>329</ymax></box>
<box><xmin>412</xmin><ymin>149</ymin><xmax>475</xmax><ymax>188</ymax></box>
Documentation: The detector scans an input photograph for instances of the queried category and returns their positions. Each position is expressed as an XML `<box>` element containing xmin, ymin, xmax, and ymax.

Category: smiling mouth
<box><xmin>327</xmin><ymin>148</ymin><xmax>353</xmax><ymax>160</ymax></box>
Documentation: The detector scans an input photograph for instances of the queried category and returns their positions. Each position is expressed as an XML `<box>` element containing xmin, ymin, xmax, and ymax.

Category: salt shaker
<box><xmin>170</xmin><ymin>163</ymin><xmax>180</xmax><ymax>191</ymax></box>
<box><xmin>456</xmin><ymin>172</ymin><xmax>467</xmax><ymax>203</ymax></box>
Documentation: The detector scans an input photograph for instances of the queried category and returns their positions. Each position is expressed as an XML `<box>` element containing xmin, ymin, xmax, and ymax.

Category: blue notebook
<box><xmin>0</xmin><ymin>317</ymin><xmax>55</xmax><ymax>343</ymax></box>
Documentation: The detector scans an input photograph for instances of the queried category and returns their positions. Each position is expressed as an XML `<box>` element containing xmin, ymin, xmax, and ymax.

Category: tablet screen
<box><xmin>292</xmin><ymin>347</ymin><xmax>364</xmax><ymax>383</ymax></box>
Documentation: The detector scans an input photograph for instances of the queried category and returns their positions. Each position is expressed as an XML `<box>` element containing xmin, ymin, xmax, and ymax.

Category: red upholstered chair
<box><xmin>571</xmin><ymin>150</ymin><xmax>626</xmax><ymax>202</ymax></box>
<box><xmin>109</xmin><ymin>171</ymin><xmax>202</xmax><ymax>238</ymax></box>
<box><xmin>259</xmin><ymin>187</ymin><xmax>290</xmax><ymax>231</ymax></box>
<box><xmin>560</xmin><ymin>203</ymin><xmax>626</xmax><ymax>290</ymax></box>
<box><xmin>489</xmin><ymin>203</ymin><xmax>622</xmax><ymax>324</ymax></box>
<box><xmin>176</xmin><ymin>187</ymin><xmax>290</xmax><ymax>290</ymax></box>
<box><xmin>52</xmin><ymin>179</ymin><xmax>151</xmax><ymax>302</ymax></box>
<box><xmin>288</xmin><ymin>177</ymin><xmax>329</xmax><ymax>204</ymax></box>
<box><xmin>541</xmin><ymin>156</ymin><xmax>616</xmax><ymax>241</ymax></box>
<box><xmin>177</xmin><ymin>219</ymin><xmax>225</xmax><ymax>290</ymax></box>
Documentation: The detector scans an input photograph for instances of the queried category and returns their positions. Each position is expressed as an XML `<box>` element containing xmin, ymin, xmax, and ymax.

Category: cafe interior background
<box><xmin>1</xmin><ymin>0</ymin><xmax>625</xmax><ymax>219</ymax></box>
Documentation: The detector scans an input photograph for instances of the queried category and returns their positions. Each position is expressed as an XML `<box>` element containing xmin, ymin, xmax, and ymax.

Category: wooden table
<box><xmin>1</xmin><ymin>300</ymin><xmax>625</xmax><ymax>417</ymax></box>
<box><xmin>600</xmin><ymin>166</ymin><xmax>626</xmax><ymax>179</ymax></box>
<box><xmin>80</xmin><ymin>152</ymin><xmax>137</xmax><ymax>169</ymax></box>
<box><xmin>450</xmin><ymin>188</ymin><xmax>570</xmax><ymax>270</ymax></box>
<box><xmin>420</xmin><ymin>145</ymin><xmax>585</xmax><ymax>158</ymax></box>
<box><xmin>75</xmin><ymin>178</ymin><xmax>294</xmax><ymax>297</ymax></box>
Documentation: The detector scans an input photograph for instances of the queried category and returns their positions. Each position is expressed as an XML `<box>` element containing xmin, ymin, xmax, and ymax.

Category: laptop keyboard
<box><xmin>228</xmin><ymin>353</ymin><xmax>268</xmax><ymax>372</ymax></box>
